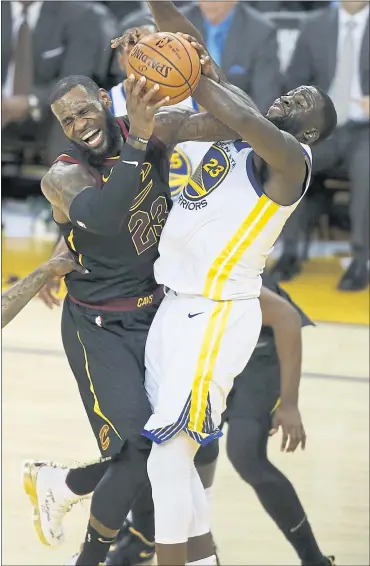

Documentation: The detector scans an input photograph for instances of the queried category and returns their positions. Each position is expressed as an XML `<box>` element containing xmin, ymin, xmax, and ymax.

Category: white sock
<box><xmin>187</xmin><ymin>556</ymin><xmax>217</xmax><ymax>565</ymax></box>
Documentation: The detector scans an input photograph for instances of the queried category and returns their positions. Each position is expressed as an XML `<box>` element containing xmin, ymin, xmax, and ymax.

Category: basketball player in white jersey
<box><xmin>121</xmin><ymin>3</ymin><xmax>338</xmax><ymax>565</ymax></box>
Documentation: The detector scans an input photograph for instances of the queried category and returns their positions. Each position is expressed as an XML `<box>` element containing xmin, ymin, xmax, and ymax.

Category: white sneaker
<box><xmin>23</xmin><ymin>460</ymin><xmax>82</xmax><ymax>546</ymax></box>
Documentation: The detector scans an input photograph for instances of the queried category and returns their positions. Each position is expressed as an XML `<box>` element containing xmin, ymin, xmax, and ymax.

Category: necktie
<box><xmin>207</xmin><ymin>27</ymin><xmax>223</xmax><ymax>68</ymax></box>
<box><xmin>329</xmin><ymin>20</ymin><xmax>356</xmax><ymax>126</ymax></box>
<box><xmin>13</xmin><ymin>4</ymin><xmax>34</xmax><ymax>96</ymax></box>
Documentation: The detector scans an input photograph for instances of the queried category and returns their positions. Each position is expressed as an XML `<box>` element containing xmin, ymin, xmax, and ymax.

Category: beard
<box><xmin>266</xmin><ymin>113</ymin><xmax>302</xmax><ymax>139</ymax></box>
<box><xmin>71</xmin><ymin>107</ymin><xmax>124</xmax><ymax>168</ymax></box>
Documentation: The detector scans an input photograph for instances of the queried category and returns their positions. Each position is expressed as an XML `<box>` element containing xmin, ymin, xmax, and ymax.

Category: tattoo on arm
<box><xmin>41</xmin><ymin>162</ymin><xmax>97</xmax><ymax>219</ymax></box>
<box><xmin>2</xmin><ymin>267</ymin><xmax>50</xmax><ymax>328</ymax></box>
<box><xmin>154</xmin><ymin>107</ymin><xmax>238</xmax><ymax>147</ymax></box>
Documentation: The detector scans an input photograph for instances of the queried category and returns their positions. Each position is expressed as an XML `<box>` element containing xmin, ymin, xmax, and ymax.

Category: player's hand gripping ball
<box><xmin>112</xmin><ymin>31</ymin><xmax>201</xmax><ymax>105</ymax></box>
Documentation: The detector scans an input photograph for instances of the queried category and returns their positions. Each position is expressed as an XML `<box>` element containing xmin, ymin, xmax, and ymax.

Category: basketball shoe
<box><xmin>23</xmin><ymin>459</ymin><xmax>86</xmax><ymax>546</ymax></box>
<box><xmin>106</xmin><ymin>521</ymin><xmax>155</xmax><ymax>565</ymax></box>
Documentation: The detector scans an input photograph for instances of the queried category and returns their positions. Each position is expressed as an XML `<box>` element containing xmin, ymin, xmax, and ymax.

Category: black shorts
<box><xmin>61</xmin><ymin>295</ymin><xmax>160</xmax><ymax>457</ymax></box>
<box><xmin>223</xmin><ymin>360</ymin><xmax>281</xmax><ymax>426</ymax></box>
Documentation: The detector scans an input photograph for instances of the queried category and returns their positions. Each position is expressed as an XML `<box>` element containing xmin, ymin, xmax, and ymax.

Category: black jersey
<box><xmin>248</xmin><ymin>273</ymin><xmax>314</xmax><ymax>371</ymax></box>
<box><xmin>55</xmin><ymin>117</ymin><xmax>171</xmax><ymax>304</ymax></box>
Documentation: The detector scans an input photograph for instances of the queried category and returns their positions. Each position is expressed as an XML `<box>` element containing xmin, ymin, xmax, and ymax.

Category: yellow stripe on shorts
<box><xmin>203</xmin><ymin>196</ymin><xmax>280</xmax><ymax>300</ymax></box>
<box><xmin>189</xmin><ymin>300</ymin><xmax>232</xmax><ymax>431</ymax></box>
<box><xmin>77</xmin><ymin>331</ymin><xmax>122</xmax><ymax>440</ymax></box>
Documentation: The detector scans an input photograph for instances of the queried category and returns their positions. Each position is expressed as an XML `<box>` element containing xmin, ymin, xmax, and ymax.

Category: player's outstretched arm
<box><xmin>2</xmin><ymin>252</ymin><xmax>85</xmax><ymax>328</ymax></box>
<box><xmin>260</xmin><ymin>286</ymin><xmax>306</xmax><ymax>452</ymax></box>
<box><xmin>153</xmin><ymin>107</ymin><xmax>238</xmax><ymax>147</ymax></box>
<box><xmin>194</xmin><ymin>76</ymin><xmax>306</xmax><ymax>185</ymax></box>
<box><xmin>42</xmin><ymin>77</ymin><xmax>168</xmax><ymax>237</ymax></box>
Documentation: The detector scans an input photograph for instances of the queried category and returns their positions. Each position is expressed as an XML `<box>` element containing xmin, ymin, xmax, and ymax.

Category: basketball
<box><xmin>126</xmin><ymin>32</ymin><xmax>201</xmax><ymax>105</ymax></box>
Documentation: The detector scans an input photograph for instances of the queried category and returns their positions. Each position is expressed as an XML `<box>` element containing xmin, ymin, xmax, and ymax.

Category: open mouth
<box><xmin>271</xmin><ymin>101</ymin><xmax>285</xmax><ymax>115</ymax></box>
<box><xmin>82</xmin><ymin>129</ymin><xmax>103</xmax><ymax>148</ymax></box>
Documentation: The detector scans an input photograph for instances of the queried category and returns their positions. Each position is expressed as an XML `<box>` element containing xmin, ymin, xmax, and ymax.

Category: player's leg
<box><xmin>143</xmin><ymin>292</ymin><xmax>261</xmax><ymax>565</ymax></box>
<box><xmin>226</xmin><ymin>414</ymin><xmax>333</xmax><ymax>566</ymax></box>
<box><xmin>106</xmin><ymin>441</ymin><xmax>219</xmax><ymax>566</ymax></box>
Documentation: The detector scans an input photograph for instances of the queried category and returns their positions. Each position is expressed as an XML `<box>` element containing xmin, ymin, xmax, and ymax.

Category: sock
<box><xmin>66</xmin><ymin>460</ymin><xmax>110</xmax><ymax>496</ymax></box>
<box><xmin>255</xmin><ymin>475</ymin><xmax>326</xmax><ymax>564</ymax></box>
<box><xmin>76</xmin><ymin>523</ymin><xmax>115</xmax><ymax>565</ymax></box>
<box><xmin>131</xmin><ymin>484</ymin><xmax>155</xmax><ymax>542</ymax></box>
<box><xmin>187</xmin><ymin>556</ymin><xmax>217</xmax><ymax>565</ymax></box>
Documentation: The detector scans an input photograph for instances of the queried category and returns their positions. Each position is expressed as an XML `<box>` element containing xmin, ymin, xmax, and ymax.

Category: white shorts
<box><xmin>142</xmin><ymin>290</ymin><xmax>262</xmax><ymax>446</ymax></box>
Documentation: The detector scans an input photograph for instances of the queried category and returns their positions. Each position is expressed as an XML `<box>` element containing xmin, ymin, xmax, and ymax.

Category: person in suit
<box><xmin>1</xmin><ymin>1</ymin><xmax>114</xmax><ymax>164</ymax></box>
<box><xmin>179</xmin><ymin>0</ymin><xmax>282</xmax><ymax>113</ymax></box>
<box><xmin>272</xmin><ymin>0</ymin><xmax>369</xmax><ymax>291</ymax></box>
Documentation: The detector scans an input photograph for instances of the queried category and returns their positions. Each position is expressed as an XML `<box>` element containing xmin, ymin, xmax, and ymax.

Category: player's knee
<box><xmin>226</xmin><ymin>421</ymin><xmax>264</xmax><ymax>486</ymax></box>
<box><xmin>147</xmin><ymin>435</ymin><xmax>197</xmax><ymax>544</ymax></box>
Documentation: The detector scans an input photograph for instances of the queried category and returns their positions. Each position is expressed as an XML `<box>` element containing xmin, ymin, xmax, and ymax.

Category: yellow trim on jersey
<box><xmin>189</xmin><ymin>301</ymin><xmax>232</xmax><ymax>431</ymax></box>
<box><xmin>271</xmin><ymin>397</ymin><xmax>281</xmax><ymax>414</ymax></box>
<box><xmin>77</xmin><ymin>331</ymin><xmax>122</xmax><ymax>440</ymax></box>
<box><xmin>187</xmin><ymin>177</ymin><xmax>207</xmax><ymax>197</ymax></box>
<box><xmin>204</xmin><ymin>196</ymin><xmax>280</xmax><ymax>300</ymax></box>
<box><xmin>68</xmin><ymin>229</ymin><xmax>76</xmax><ymax>251</ymax></box>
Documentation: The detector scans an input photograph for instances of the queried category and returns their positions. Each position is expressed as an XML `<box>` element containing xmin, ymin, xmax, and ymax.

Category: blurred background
<box><xmin>1</xmin><ymin>0</ymin><xmax>369</xmax><ymax>324</ymax></box>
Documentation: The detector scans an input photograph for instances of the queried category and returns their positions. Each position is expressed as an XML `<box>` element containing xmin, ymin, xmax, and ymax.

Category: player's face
<box><xmin>52</xmin><ymin>86</ymin><xmax>120</xmax><ymax>157</ymax></box>
<box><xmin>266</xmin><ymin>86</ymin><xmax>323</xmax><ymax>145</ymax></box>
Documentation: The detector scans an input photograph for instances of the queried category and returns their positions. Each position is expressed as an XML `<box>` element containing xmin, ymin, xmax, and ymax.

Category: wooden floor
<box><xmin>2</xmin><ymin>300</ymin><xmax>369</xmax><ymax>566</ymax></box>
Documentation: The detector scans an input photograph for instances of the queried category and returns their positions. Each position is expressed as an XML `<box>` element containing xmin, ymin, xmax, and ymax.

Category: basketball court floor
<box><xmin>2</xmin><ymin>235</ymin><xmax>370</xmax><ymax>565</ymax></box>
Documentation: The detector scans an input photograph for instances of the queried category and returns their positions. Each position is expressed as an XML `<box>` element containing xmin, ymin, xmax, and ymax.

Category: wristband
<box><xmin>128</xmin><ymin>134</ymin><xmax>149</xmax><ymax>145</ymax></box>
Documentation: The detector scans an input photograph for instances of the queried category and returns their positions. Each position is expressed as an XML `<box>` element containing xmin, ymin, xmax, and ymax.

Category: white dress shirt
<box><xmin>3</xmin><ymin>1</ymin><xmax>44</xmax><ymax>97</ymax></box>
<box><xmin>337</xmin><ymin>4</ymin><xmax>369</xmax><ymax>122</ymax></box>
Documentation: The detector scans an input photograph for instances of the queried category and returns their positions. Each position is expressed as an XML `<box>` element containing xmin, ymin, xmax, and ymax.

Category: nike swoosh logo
<box><xmin>97</xmin><ymin>537</ymin><xmax>113</xmax><ymax>544</ymax></box>
<box><xmin>140</xmin><ymin>551</ymin><xmax>154</xmax><ymax>558</ymax></box>
<box><xmin>122</xmin><ymin>160</ymin><xmax>139</xmax><ymax>167</ymax></box>
<box><xmin>188</xmin><ymin>312</ymin><xmax>204</xmax><ymax>319</ymax></box>
<box><xmin>102</xmin><ymin>167</ymin><xmax>113</xmax><ymax>182</ymax></box>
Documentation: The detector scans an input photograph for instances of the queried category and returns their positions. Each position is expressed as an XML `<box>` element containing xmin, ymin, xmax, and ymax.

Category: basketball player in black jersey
<box><xmin>22</xmin><ymin>72</ymin><xmax>237</xmax><ymax>566</ymax></box>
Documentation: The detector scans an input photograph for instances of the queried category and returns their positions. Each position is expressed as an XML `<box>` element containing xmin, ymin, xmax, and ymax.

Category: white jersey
<box><xmin>155</xmin><ymin>140</ymin><xmax>312</xmax><ymax>301</ymax></box>
<box><xmin>108</xmin><ymin>84</ymin><xmax>212</xmax><ymax>200</ymax></box>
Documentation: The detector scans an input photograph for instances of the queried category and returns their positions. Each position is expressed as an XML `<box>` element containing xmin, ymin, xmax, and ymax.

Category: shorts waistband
<box><xmin>68</xmin><ymin>286</ymin><xmax>164</xmax><ymax>312</ymax></box>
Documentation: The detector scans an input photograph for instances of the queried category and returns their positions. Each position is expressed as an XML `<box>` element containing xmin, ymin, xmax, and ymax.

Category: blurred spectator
<box><xmin>103</xmin><ymin>1</ymin><xmax>141</xmax><ymax>24</ymax></box>
<box><xmin>1</xmin><ymin>1</ymin><xmax>117</xmax><ymax>165</ymax></box>
<box><xmin>249</xmin><ymin>1</ymin><xmax>332</xmax><ymax>12</ymax></box>
<box><xmin>180</xmin><ymin>1</ymin><xmax>282</xmax><ymax>112</ymax></box>
<box><xmin>272</xmin><ymin>0</ymin><xmax>369</xmax><ymax>291</ymax></box>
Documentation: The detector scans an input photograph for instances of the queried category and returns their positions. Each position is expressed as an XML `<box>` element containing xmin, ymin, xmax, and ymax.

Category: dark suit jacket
<box><xmin>181</xmin><ymin>2</ymin><xmax>282</xmax><ymax>113</ymax></box>
<box><xmin>1</xmin><ymin>1</ymin><xmax>116</xmax><ymax>113</ymax></box>
<box><xmin>285</xmin><ymin>6</ymin><xmax>369</xmax><ymax>96</ymax></box>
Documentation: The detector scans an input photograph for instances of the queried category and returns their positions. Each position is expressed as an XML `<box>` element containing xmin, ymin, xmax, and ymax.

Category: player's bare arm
<box><xmin>259</xmin><ymin>286</ymin><xmax>306</xmax><ymax>452</ymax></box>
<box><xmin>38</xmin><ymin>235</ymin><xmax>70</xmax><ymax>309</ymax></box>
<box><xmin>153</xmin><ymin>106</ymin><xmax>237</xmax><ymax>148</ymax></box>
<box><xmin>2</xmin><ymin>252</ymin><xmax>84</xmax><ymax>328</ymax></box>
<box><xmin>42</xmin><ymin>77</ymin><xmax>169</xmax><ymax>236</ymax></box>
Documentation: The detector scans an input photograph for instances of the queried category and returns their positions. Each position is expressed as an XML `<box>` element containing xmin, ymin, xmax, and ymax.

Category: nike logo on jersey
<box><xmin>188</xmin><ymin>312</ymin><xmax>204</xmax><ymax>318</ymax></box>
<box><xmin>122</xmin><ymin>160</ymin><xmax>139</xmax><ymax>167</ymax></box>
<box><xmin>97</xmin><ymin>537</ymin><xmax>113</xmax><ymax>544</ymax></box>
<box><xmin>140</xmin><ymin>551</ymin><xmax>154</xmax><ymax>558</ymax></box>
<box><xmin>102</xmin><ymin>167</ymin><xmax>114</xmax><ymax>182</ymax></box>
